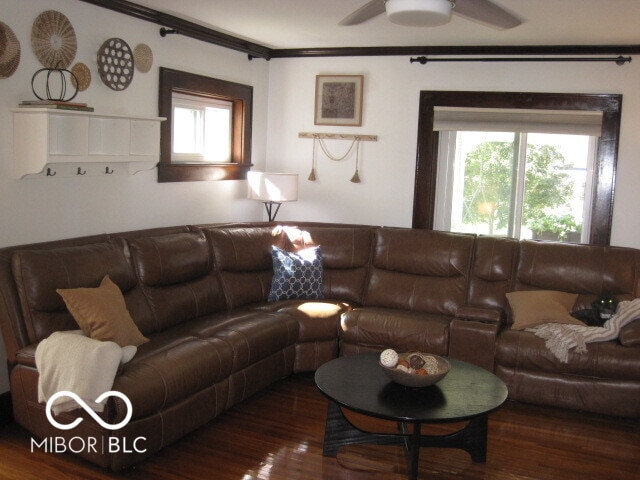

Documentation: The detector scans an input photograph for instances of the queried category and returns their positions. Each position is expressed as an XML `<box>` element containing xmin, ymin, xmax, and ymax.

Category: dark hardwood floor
<box><xmin>0</xmin><ymin>374</ymin><xmax>638</xmax><ymax>479</ymax></box>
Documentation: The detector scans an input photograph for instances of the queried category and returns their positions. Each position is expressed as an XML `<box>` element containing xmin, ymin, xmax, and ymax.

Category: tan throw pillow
<box><xmin>506</xmin><ymin>290</ymin><xmax>583</xmax><ymax>330</ymax></box>
<box><xmin>57</xmin><ymin>275</ymin><xmax>148</xmax><ymax>347</ymax></box>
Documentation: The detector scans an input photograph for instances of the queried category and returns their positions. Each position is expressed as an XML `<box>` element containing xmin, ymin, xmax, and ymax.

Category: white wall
<box><xmin>0</xmin><ymin>0</ymin><xmax>270</xmax><ymax>393</ymax></box>
<box><xmin>266</xmin><ymin>56</ymin><xmax>640</xmax><ymax>249</ymax></box>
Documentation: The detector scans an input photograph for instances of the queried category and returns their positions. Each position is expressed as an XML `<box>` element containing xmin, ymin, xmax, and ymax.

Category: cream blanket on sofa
<box><xmin>527</xmin><ymin>298</ymin><xmax>640</xmax><ymax>362</ymax></box>
<box><xmin>36</xmin><ymin>330</ymin><xmax>136</xmax><ymax>414</ymax></box>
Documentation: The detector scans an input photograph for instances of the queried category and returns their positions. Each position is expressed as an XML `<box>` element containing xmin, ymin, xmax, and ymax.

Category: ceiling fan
<box><xmin>340</xmin><ymin>0</ymin><xmax>522</xmax><ymax>29</ymax></box>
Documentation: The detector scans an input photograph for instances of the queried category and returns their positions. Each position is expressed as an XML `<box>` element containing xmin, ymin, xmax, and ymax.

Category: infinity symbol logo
<box><xmin>45</xmin><ymin>391</ymin><xmax>133</xmax><ymax>431</ymax></box>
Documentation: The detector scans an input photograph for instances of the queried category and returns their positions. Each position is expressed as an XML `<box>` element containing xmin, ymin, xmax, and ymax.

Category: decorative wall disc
<box><xmin>133</xmin><ymin>43</ymin><xmax>153</xmax><ymax>73</ymax></box>
<box><xmin>0</xmin><ymin>24</ymin><xmax>6</xmax><ymax>58</ymax></box>
<box><xmin>97</xmin><ymin>37</ymin><xmax>134</xmax><ymax>91</ymax></box>
<box><xmin>70</xmin><ymin>62</ymin><xmax>91</xmax><ymax>91</ymax></box>
<box><xmin>0</xmin><ymin>22</ymin><xmax>21</xmax><ymax>79</ymax></box>
<box><xmin>31</xmin><ymin>10</ymin><xmax>77</xmax><ymax>69</ymax></box>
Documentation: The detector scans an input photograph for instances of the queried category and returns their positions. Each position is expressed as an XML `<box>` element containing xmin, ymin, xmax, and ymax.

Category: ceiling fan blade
<box><xmin>339</xmin><ymin>0</ymin><xmax>386</xmax><ymax>26</ymax></box>
<box><xmin>453</xmin><ymin>0</ymin><xmax>522</xmax><ymax>29</ymax></box>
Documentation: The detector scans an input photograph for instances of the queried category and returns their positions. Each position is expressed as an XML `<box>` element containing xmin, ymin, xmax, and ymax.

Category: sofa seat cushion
<box><xmin>495</xmin><ymin>329</ymin><xmax>640</xmax><ymax>381</ymax></box>
<box><xmin>275</xmin><ymin>300</ymin><xmax>350</xmax><ymax>342</ymax></box>
<box><xmin>340</xmin><ymin>307</ymin><xmax>450</xmax><ymax>356</ymax></box>
<box><xmin>181</xmin><ymin>310</ymin><xmax>299</xmax><ymax>373</ymax></box>
<box><xmin>114</xmin><ymin>336</ymin><xmax>234</xmax><ymax>420</ymax></box>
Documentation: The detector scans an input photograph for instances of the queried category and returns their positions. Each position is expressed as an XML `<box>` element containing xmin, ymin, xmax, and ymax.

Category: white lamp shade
<box><xmin>385</xmin><ymin>0</ymin><xmax>453</xmax><ymax>27</ymax></box>
<box><xmin>247</xmin><ymin>172</ymin><xmax>298</xmax><ymax>202</ymax></box>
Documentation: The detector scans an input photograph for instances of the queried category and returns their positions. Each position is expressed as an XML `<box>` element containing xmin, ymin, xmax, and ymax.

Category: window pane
<box><xmin>441</xmin><ymin>131</ymin><xmax>594</xmax><ymax>243</ymax></box>
<box><xmin>522</xmin><ymin>134</ymin><xmax>591</xmax><ymax>243</ymax></box>
<box><xmin>172</xmin><ymin>106</ymin><xmax>203</xmax><ymax>155</ymax></box>
<box><xmin>171</xmin><ymin>91</ymin><xmax>233</xmax><ymax>163</ymax></box>
<box><xmin>203</xmin><ymin>106</ymin><xmax>231</xmax><ymax>162</ymax></box>
<box><xmin>451</xmin><ymin>131</ymin><xmax>515</xmax><ymax>236</ymax></box>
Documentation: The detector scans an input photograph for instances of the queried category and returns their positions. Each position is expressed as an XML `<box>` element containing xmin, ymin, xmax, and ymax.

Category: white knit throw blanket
<box><xmin>527</xmin><ymin>298</ymin><xmax>640</xmax><ymax>363</ymax></box>
<box><xmin>36</xmin><ymin>330</ymin><xmax>137</xmax><ymax>414</ymax></box>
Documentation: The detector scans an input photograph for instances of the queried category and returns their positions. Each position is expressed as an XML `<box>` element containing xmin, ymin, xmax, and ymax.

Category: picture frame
<box><xmin>314</xmin><ymin>75</ymin><xmax>363</xmax><ymax>126</ymax></box>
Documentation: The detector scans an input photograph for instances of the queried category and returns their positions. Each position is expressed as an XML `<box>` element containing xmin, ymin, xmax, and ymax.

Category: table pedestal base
<box><xmin>322</xmin><ymin>401</ymin><xmax>488</xmax><ymax>480</ymax></box>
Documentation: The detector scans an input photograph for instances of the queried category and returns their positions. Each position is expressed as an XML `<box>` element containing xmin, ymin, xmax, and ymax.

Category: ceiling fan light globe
<box><xmin>385</xmin><ymin>0</ymin><xmax>453</xmax><ymax>27</ymax></box>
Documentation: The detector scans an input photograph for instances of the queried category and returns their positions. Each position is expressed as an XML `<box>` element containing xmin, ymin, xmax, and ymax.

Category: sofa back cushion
<box><xmin>365</xmin><ymin>228</ymin><xmax>475</xmax><ymax>315</ymax></box>
<box><xmin>203</xmin><ymin>226</ymin><xmax>290</xmax><ymax>309</ymax></box>
<box><xmin>127</xmin><ymin>231</ymin><xmax>226</xmax><ymax>332</ymax></box>
<box><xmin>204</xmin><ymin>224</ymin><xmax>374</xmax><ymax>308</ymax></box>
<box><xmin>514</xmin><ymin>240</ymin><xmax>640</xmax><ymax>311</ymax></box>
<box><xmin>11</xmin><ymin>241</ymin><xmax>148</xmax><ymax>344</ymax></box>
<box><xmin>467</xmin><ymin>235</ymin><xmax>520</xmax><ymax>309</ymax></box>
<box><xmin>283</xmin><ymin>225</ymin><xmax>374</xmax><ymax>304</ymax></box>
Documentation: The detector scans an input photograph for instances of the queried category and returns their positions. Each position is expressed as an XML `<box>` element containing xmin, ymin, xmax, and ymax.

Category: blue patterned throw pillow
<box><xmin>268</xmin><ymin>246</ymin><xmax>324</xmax><ymax>302</ymax></box>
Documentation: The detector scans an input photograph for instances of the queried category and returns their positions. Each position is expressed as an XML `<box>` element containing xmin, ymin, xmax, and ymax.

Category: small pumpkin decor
<box><xmin>31</xmin><ymin>62</ymin><xmax>78</xmax><ymax>102</ymax></box>
<box><xmin>30</xmin><ymin>10</ymin><xmax>79</xmax><ymax>101</ymax></box>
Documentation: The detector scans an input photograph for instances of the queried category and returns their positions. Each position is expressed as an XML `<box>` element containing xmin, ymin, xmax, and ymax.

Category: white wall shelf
<box><xmin>12</xmin><ymin>108</ymin><xmax>166</xmax><ymax>178</ymax></box>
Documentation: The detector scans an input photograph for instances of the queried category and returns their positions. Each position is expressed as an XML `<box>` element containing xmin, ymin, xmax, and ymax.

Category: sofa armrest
<box><xmin>620</xmin><ymin>319</ymin><xmax>640</xmax><ymax>347</ymax></box>
<box><xmin>448</xmin><ymin>307</ymin><xmax>505</xmax><ymax>372</ymax></box>
<box><xmin>14</xmin><ymin>344</ymin><xmax>37</xmax><ymax>369</ymax></box>
<box><xmin>455</xmin><ymin>306</ymin><xmax>505</xmax><ymax>326</ymax></box>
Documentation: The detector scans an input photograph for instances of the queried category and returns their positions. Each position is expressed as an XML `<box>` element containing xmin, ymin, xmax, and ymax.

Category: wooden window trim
<box><xmin>158</xmin><ymin>67</ymin><xmax>253</xmax><ymax>182</ymax></box>
<box><xmin>412</xmin><ymin>91</ymin><xmax>622</xmax><ymax>246</ymax></box>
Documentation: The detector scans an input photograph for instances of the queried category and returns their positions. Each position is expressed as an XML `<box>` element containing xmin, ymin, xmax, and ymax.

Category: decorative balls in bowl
<box><xmin>379</xmin><ymin>349</ymin><xmax>450</xmax><ymax>387</ymax></box>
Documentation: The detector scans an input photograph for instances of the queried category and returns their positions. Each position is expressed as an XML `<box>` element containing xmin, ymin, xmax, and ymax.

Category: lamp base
<box><xmin>264</xmin><ymin>201</ymin><xmax>282</xmax><ymax>222</ymax></box>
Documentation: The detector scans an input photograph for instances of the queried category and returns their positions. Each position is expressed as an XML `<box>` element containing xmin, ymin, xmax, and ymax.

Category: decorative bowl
<box><xmin>379</xmin><ymin>352</ymin><xmax>450</xmax><ymax>388</ymax></box>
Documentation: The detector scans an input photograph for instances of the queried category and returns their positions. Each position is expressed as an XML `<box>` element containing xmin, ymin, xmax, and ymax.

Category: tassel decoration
<box><xmin>308</xmin><ymin>136</ymin><xmax>317</xmax><ymax>181</ymax></box>
<box><xmin>307</xmin><ymin>135</ymin><xmax>364</xmax><ymax>183</ymax></box>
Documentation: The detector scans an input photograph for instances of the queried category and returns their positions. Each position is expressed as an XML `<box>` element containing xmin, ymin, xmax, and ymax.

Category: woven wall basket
<box><xmin>0</xmin><ymin>21</ymin><xmax>21</xmax><ymax>79</ymax></box>
<box><xmin>133</xmin><ymin>43</ymin><xmax>153</xmax><ymax>73</ymax></box>
<box><xmin>71</xmin><ymin>62</ymin><xmax>91</xmax><ymax>91</ymax></box>
<box><xmin>31</xmin><ymin>10</ymin><xmax>77</xmax><ymax>69</ymax></box>
<box><xmin>97</xmin><ymin>37</ymin><xmax>134</xmax><ymax>91</ymax></box>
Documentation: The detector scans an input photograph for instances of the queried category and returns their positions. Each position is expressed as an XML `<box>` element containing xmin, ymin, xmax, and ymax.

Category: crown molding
<box><xmin>77</xmin><ymin>0</ymin><xmax>273</xmax><ymax>59</ymax></box>
<box><xmin>270</xmin><ymin>44</ymin><xmax>640</xmax><ymax>58</ymax></box>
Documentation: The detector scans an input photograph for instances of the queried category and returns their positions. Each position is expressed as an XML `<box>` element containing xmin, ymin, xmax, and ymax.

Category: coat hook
<box><xmin>46</xmin><ymin>167</ymin><xmax>56</xmax><ymax>176</ymax></box>
<box><xmin>105</xmin><ymin>166</ymin><xmax>114</xmax><ymax>174</ymax></box>
<box><xmin>77</xmin><ymin>167</ymin><xmax>86</xmax><ymax>176</ymax></box>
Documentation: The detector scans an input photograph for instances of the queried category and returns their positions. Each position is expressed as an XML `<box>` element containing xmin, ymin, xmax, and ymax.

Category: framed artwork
<box><xmin>314</xmin><ymin>75</ymin><xmax>363</xmax><ymax>126</ymax></box>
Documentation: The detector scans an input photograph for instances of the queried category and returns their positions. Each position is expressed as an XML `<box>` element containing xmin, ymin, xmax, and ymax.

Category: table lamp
<box><xmin>247</xmin><ymin>172</ymin><xmax>298</xmax><ymax>221</ymax></box>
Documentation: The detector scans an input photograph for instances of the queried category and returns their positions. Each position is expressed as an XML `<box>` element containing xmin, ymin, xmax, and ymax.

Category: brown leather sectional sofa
<box><xmin>1</xmin><ymin>222</ymin><xmax>639</xmax><ymax>470</ymax></box>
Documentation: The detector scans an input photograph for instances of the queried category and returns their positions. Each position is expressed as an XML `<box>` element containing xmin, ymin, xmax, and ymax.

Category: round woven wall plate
<box><xmin>70</xmin><ymin>62</ymin><xmax>91</xmax><ymax>91</ymax></box>
<box><xmin>0</xmin><ymin>21</ymin><xmax>21</xmax><ymax>79</ymax></box>
<box><xmin>133</xmin><ymin>43</ymin><xmax>153</xmax><ymax>73</ymax></box>
<box><xmin>31</xmin><ymin>10</ymin><xmax>77</xmax><ymax>69</ymax></box>
<box><xmin>97</xmin><ymin>37</ymin><xmax>134</xmax><ymax>91</ymax></box>
<box><xmin>0</xmin><ymin>24</ymin><xmax>7</xmax><ymax>58</ymax></box>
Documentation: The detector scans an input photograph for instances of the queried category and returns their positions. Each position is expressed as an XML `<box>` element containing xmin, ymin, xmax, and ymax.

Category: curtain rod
<box><xmin>410</xmin><ymin>55</ymin><xmax>632</xmax><ymax>66</ymax></box>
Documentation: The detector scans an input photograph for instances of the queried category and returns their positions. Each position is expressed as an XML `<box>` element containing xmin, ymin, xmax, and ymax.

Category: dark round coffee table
<box><xmin>315</xmin><ymin>353</ymin><xmax>508</xmax><ymax>480</ymax></box>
